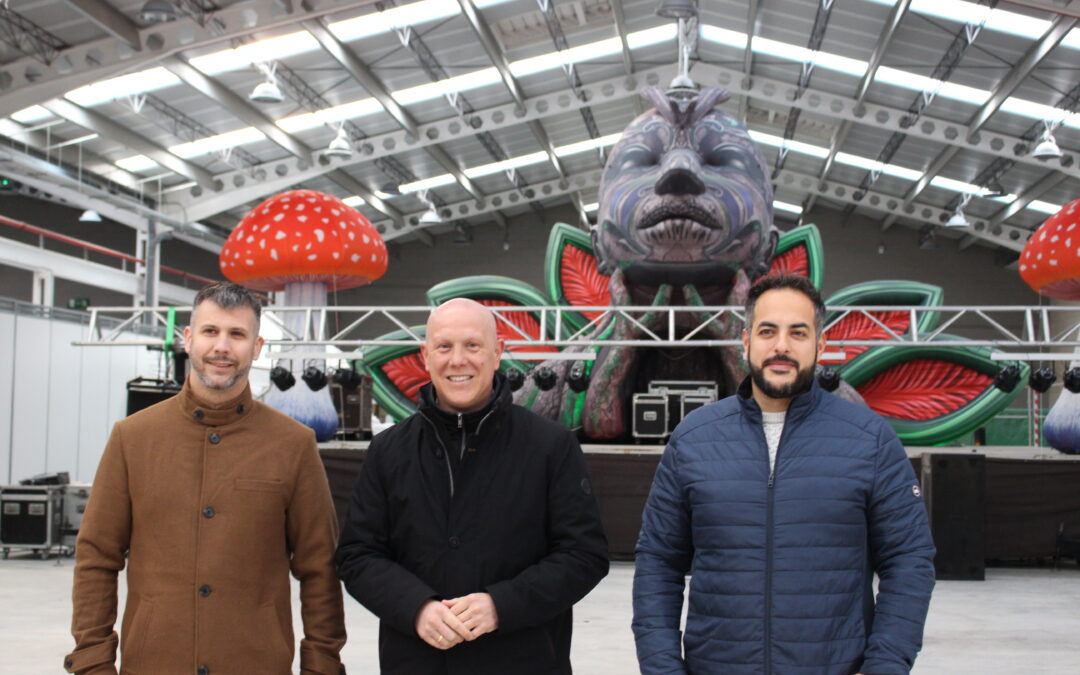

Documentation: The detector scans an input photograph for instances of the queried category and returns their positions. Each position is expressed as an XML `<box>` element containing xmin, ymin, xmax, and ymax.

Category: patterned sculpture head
<box><xmin>593</xmin><ymin>87</ymin><xmax>777</xmax><ymax>292</ymax></box>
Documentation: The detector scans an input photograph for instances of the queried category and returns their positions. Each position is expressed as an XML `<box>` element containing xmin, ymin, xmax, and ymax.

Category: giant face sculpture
<box><xmin>593</xmin><ymin>87</ymin><xmax>777</xmax><ymax>299</ymax></box>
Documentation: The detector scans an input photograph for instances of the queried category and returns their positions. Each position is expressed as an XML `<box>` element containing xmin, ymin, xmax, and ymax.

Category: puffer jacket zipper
<box><xmin>419</xmin><ymin>414</ymin><xmax>455</xmax><ymax>498</ymax></box>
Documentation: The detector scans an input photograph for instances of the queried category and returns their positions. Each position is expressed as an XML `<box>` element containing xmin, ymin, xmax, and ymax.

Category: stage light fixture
<box><xmin>323</xmin><ymin>127</ymin><xmax>352</xmax><ymax>159</ymax></box>
<box><xmin>816</xmin><ymin>366</ymin><xmax>841</xmax><ymax>392</ymax></box>
<box><xmin>656</xmin><ymin>0</ymin><xmax>697</xmax><ymax>19</ymax></box>
<box><xmin>1032</xmin><ymin>132</ymin><xmax>1063</xmax><ymax>160</ymax></box>
<box><xmin>249</xmin><ymin>80</ymin><xmax>284</xmax><ymax>104</ymax></box>
<box><xmin>302</xmin><ymin>366</ymin><xmax>328</xmax><ymax>391</ymax></box>
<box><xmin>333</xmin><ymin>367</ymin><xmax>363</xmax><ymax>390</ymax></box>
<box><xmin>79</xmin><ymin>209</ymin><xmax>102</xmax><ymax>222</ymax></box>
<box><xmin>1064</xmin><ymin>367</ymin><xmax>1080</xmax><ymax>394</ymax></box>
<box><xmin>269</xmin><ymin>366</ymin><xmax>296</xmax><ymax>391</ymax></box>
<box><xmin>994</xmin><ymin>365</ymin><xmax>1022</xmax><ymax>393</ymax></box>
<box><xmin>567</xmin><ymin>363</ymin><xmax>590</xmax><ymax>393</ymax></box>
<box><xmin>533</xmin><ymin>366</ymin><xmax>557</xmax><ymax>391</ymax></box>
<box><xmin>1029</xmin><ymin>367</ymin><xmax>1056</xmax><ymax>393</ymax></box>
<box><xmin>505</xmin><ymin>368</ymin><xmax>525</xmax><ymax>392</ymax></box>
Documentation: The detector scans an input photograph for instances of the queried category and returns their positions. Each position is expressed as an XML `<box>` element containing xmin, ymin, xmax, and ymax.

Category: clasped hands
<box><xmin>414</xmin><ymin>592</ymin><xmax>499</xmax><ymax>650</ymax></box>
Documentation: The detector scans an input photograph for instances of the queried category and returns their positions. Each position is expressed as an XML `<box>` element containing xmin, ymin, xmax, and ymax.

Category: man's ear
<box><xmin>253</xmin><ymin>335</ymin><xmax>265</xmax><ymax>360</ymax></box>
<box><xmin>494</xmin><ymin>338</ymin><xmax>505</xmax><ymax>361</ymax></box>
<box><xmin>183</xmin><ymin>325</ymin><xmax>192</xmax><ymax>355</ymax></box>
<box><xmin>419</xmin><ymin>343</ymin><xmax>430</xmax><ymax>371</ymax></box>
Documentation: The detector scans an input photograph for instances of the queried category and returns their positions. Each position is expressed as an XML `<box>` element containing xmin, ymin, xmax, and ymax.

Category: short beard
<box><xmin>749</xmin><ymin>358</ymin><xmax>816</xmax><ymax>400</ymax></box>
<box><xmin>194</xmin><ymin>360</ymin><xmax>248</xmax><ymax>391</ymax></box>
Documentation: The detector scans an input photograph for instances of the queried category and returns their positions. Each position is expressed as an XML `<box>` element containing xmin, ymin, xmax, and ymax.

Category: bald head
<box><xmin>426</xmin><ymin>298</ymin><xmax>498</xmax><ymax>344</ymax></box>
<box><xmin>421</xmin><ymin>298</ymin><xmax>505</xmax><ymax>413</ymax></box>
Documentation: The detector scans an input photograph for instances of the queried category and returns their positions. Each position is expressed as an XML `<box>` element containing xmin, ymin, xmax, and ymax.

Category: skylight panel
<box><xmin>774</xmin><ymin>200</ymin><xmax>803</xmax><ymax>214</ymax></box>
<box><xmin>276</xmin><ymin>99</ymin><xmax>384</xmax><ymax>133</ymax></box>
<box><xmin>329</xmin><ymin>0</ymin><xmax>512</xmax><ymax>42</ymax></box>
<box><xmin>66</xmin><ymin>67</ymin><xmax>181</xmax><ymax>106</ymax></box>
<box><xmin>555</xmin><ymin>133</ymin><xmax>623</xmax><ymax>157</ymax></box>
<box><xmin>582</xmin><ymin>202</ymin><xmax>599</xmax><ymax>212</ymax></box>
<box><xmin>397</xmin><ymin>174</ymin><xmax>456</xmax><ymax>193</ymax></box>
<box><xmin>862</xmin><ymin>0</ymin><xmax>1050</xmax><ymax>41</ymax></box>
<box><xmin>465</xmin><ymin>151</ymin><xmax>548</xmax><ymax>178</ymax></box>
<box><xmin>391</xmin><ymin>69</ymin><xmax>503</xmax><ymax>106</ymax></box>
<box><xmin>873</xmin><ymin>67</ymin><xmax>991</xmax><ymax>105</ymax></box>
<box><xmin>1027</xmin><ymin>200</ymin><xmax>1062</xmax><ymax>215</ymax></box>
<box><xmin>748</xmin><ymin>131</ymin><xmax>830</xmax><ymax>159</ymax></box>
<box><xmin>170</xmin><ymin>128</ymin><xmax>266</xmax><ymax>158</ymax></box>
<box><xmin>190</xmin><ymin>32</ymin><xmax>321</xmax><ymax>76</ymax></box>
<box><xmin>835</xmin><ymin>153</ymin><xmax>922</xmax><ymax>180</ymax></box>
<box><xmin>342</xmin><ymin>196</ymin><xmax>366</xmax><ymax>207</ymax></box>
<box><xmin>115</xmin><ymin>155</ymin><xmax>159</xmax><ymax>172</ymax></box>
<box><xmin>510</xmin><ymin>38</ymin><xmax>624</xmax><ymax>78</ymax></box>
<box><xmin>10</xmin><ymin>106</ymin><xmax>52</xmax><ymax>124</ymax></box>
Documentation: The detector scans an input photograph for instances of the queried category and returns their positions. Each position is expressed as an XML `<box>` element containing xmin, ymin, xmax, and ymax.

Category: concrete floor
<box><xmin>3</xmin><ymin>555</ymin><xmax>1079</xmax><ymax>673</ymax></box>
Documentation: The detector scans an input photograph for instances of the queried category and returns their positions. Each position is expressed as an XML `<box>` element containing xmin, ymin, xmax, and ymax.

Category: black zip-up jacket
<box><xmin>336</xmin><ymin>373</ymin><xmax>609</xmax><ymax>674</ymax></box>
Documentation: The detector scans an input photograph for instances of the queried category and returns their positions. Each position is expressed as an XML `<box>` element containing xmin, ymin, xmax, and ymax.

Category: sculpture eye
<box><xmin>704</xmin><ymin>147</ymin><xmax>748</xmax><ymax>170</ymax></box>
<box><xmin>617</xmin><ymin>147</ymin><xmax>659</xmax><ymax>172</ymax></box>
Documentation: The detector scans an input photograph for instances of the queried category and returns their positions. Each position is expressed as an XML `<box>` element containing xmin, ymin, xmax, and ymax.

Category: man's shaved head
<box><xmin>422</xmin><ymin>298</ymin><xmax>505</xmax><ymax>414</ymax></box>
<box><xmin>426</xmin><ymin>298</ymin><xmax>498</xmax><ymax>343</ymax></box>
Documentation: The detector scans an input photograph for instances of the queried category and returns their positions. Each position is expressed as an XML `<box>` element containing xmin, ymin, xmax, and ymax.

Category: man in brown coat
<box><xmin>65</xmin><ymin>282</ymin><xmax>346</xmax><ymax>675</ymax></box>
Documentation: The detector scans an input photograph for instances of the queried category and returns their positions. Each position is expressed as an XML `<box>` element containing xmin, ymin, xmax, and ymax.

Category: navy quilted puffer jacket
<box><xmin>632</xmin><ymin>378</ymin><xmax>935</xmax><ymax>675</ymax></box>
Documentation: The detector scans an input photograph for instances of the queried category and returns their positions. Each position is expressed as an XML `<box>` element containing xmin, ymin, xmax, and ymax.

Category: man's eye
<box><xmin>617</xmin><ymin>147</ymin><xmax>658</xmax><ymax>171</ymax></box>
<box><xmin>704</xmin><ymin>147</ymin><xmax>748</xmax><ymax>170</ymax></box>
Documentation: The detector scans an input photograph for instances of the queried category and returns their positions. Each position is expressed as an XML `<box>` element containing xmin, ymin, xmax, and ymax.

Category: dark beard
<box><xmin>749</xmin><ymin>358</ymin><xmax>815</xmax><ymax>400</ymax></box>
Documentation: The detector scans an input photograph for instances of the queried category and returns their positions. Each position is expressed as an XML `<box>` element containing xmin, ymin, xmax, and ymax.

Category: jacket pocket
<box><xmin>235</xmin><ymin>478</ymin><xmax>284</xmax><ymax>493</ymax></box>
<box><xmin>119</xmin><ymin>595</ymin><xmax>155</xmax><ymax>674</ymax></box>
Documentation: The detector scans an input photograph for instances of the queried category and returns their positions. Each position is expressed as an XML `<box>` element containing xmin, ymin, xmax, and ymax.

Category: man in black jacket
<box><xmin>337</xmin><ymin>298</ymin><xmax>609</xmax><ymax>674</ymax></box>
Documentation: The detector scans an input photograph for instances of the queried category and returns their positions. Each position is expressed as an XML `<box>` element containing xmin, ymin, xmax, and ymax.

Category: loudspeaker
<box><xmin>921</xmin><ymin>453</ymin><xmax>986</xmax><ymax>580</ymax></box>
<box><xmin>126</xmin><ymin>378</ymin><xmax>182</xmax><ymax>416</ymax></box>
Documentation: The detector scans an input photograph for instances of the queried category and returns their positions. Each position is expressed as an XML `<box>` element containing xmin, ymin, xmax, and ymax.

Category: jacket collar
<box><xmin>736</xmin><ymin>374</ymin><xmax>822</xmax><ymax>424</ymax></box>
<box><xmin>417</xmin><ymin>372</ymin><xmax>512</xmax><ymax>432</ymax></box>
<box><xmin>178</xmin><ymin>375</ymin><xmax>254</xmax><ymax>427</ymax></box>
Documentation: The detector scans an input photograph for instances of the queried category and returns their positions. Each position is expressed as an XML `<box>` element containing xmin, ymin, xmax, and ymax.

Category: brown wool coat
<box><xmin>65</xmin><ymin>379</ymin><xmax>346</xmax><ymax>675</ymax></box>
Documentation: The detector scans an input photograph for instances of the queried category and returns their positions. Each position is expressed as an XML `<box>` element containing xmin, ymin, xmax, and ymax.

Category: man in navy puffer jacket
<box><xmin>633</xmin><ymin>275</ymin><xmax>935</xmax><ymax>675</ymax></box>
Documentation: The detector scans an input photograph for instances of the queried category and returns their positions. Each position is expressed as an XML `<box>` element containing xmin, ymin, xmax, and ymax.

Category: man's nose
<box><xmin>654</xmin><ymin>148</ymin><xmax>705</xmax><ymax>196</ymax></box>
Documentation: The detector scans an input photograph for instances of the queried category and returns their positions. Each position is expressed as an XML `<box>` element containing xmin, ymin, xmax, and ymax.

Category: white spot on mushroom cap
<box><xmin>273</xmin><ymin>213</ymin><xmax>285</xmax><ymax>222</ymax></box>
<box><xmin>297</xmin><ymin>215</ymin><xmax>308</xmax><ymax>223</ymax></box>
<box><xmin>307</xmin><ymin>254</ymin><xmax>317</xmax><ymax>261</ymax></box>
<box><xmin>275</xmin><ymin>231</ymin><xmax>286</xmax><ymax>240</ymax></box>
<box><xmin>245</xmin><ymin>259</ymin><xmax>254</xmax><ymax>266</ymax></box>
<box><xmin>259</xmin><ymin>239</ymin><xmax>266</xmax><ymax>249</ymax></box>
<box><xmin>296</xmin><ymin>203</ymin><xmax>305</xmax><ymax>211</ymax></box>
<box><xmin>314</xmin><ymin>229</ymin><xmax>325</xmax><ymax>243</ymax></box>
<box><xmin>292</xmin><ymin>245</ymin><xmax>299</xmax><ymax>251</ymax></box>
<box><xmin>332</xmin><ymin>252</ymin><xmax>339</xmax><ymax>259</ymax></box>
<box><xmin>371</xmin><ymin>253</ymin><xmax>377</xmax><ymax>262</ymax></box>
<box><xmin>348</xmin><ymin>232</ymin><xmax>355</xmax><ymax>240</ymax></box>
<box><xmin>1050</xmin><ymin>259</ymin><xmax>1058</xmax><ymax>266</ymax></box>
<box><xmin>270</xmin><ymin>249</ymin><xmax>278</xmax><ymax>261</ymax></box>
<box><xmin>246</xmin><ymin>235</ymin><xmax>255</xmax><ymax>243</ymax></box>
<box><xmin>351</xmin><ymin>254</ymin><xmax>360</xmax><ymax>262</ymax></box>
<box><xmin>363</xmin><ymin>234</ymin><xmax>370</xmax><ymax>244</ymax></box>
<box><xmin>261</xmin><ymin>224</ymin><xmax>270</xmax><ymax>232</ymax></box>
<box><xmin>305</xmin><ymin>242</ymin><xmax>312</xmax><ymax>250</ymax></box>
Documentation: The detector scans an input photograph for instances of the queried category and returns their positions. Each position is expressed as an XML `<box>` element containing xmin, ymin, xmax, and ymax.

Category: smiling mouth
<box><xmin>447</xmin><ymin>375</ymin><xmax>474</xmax><ymax>382</ymax></box>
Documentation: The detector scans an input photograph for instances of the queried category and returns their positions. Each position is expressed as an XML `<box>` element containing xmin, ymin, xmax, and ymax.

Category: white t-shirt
<box><xmin>762</xmin><ymin>410</ymin><xmax>786</xmax><ymax>472</ymax></box>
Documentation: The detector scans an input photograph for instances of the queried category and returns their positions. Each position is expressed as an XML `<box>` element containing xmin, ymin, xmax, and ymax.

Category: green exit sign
<box><xmin>67</xmin><ymin>297</ymin><xmax>91</xmax><ymax>310</ymax></box>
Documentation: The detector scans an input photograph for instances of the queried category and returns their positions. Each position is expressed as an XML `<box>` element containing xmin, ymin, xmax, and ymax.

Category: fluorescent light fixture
<box><xmin>627</xmin><ymin>23</ymin><xmax>678</xmax><ymax>49</ymax></box>
<box><xmin>774</xmin><ymin>200</ymin><xmax>803</xmax><ymax>214</ymax></box>
<box><xmin>699</xmin><ymin>24</ymin><xmax>747</xmax><ymax>49</ymax></box>
<box><xmin>555</xmin><ymin>133</ymin><xmax>623</xmax><ymax>157</ymax></box>
<box><xmin>874</xmin><ymin>67</ymin><xmax>991</xmax><ymax>105</ymax></box>
<box><xmin>115</xmin><ymin>155</ymin><xmax>159</xmax><ymax>172</ymax></box>
<box><xmin>582</xmin><ymin>202</ymin><xmax>599</xmax><ymax>212</ymax></box>
<box><xmin>276</xmin><ymin>99</ymin><xmax>383</xmax><ymax>134</ymax></box>
<box><xmin>66</xmin><ymin>67</ymin><xmax>181</xmax><ymax>106</ymax></box>
<box><xmin>10</xmin><ymin>106</ymin><xmax>52</xmax><ymax>124</ymax></box>
<box><xmin>342</xmin><ymin>196</ymin><xmax>366</xmax><ymax>207</ymax></box>
<box><xmin>835</xmin><ymin>152</ymin><xmax>922</xmax><ymax>180</ymax></box>
<box><xmin>170</xmin><ymin>127</ymin><xmax>266</xmax><ymax>158</ymax></box>
<box><xmin>191</xmin><ymin>32</ymin><xmax>320</xmax><ymax>76</ymax></box>
<box><xmin>79</xmin><ymin>209</ymin><xmax>102</xmax><ymax>222</ymax></box>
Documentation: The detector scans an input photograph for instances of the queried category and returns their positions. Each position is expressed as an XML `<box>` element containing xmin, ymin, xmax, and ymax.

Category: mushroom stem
<box><xmin>265</xmin><ymin>280</ymin><xmax>339</xmax><ymax>441</ymax></box>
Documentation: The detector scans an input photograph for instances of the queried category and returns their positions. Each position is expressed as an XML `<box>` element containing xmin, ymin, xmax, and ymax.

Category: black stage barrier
<box><xmin>320</xmin><ymin>449</ymin><xmax>1080</xmax><ymax>562</ymax></box>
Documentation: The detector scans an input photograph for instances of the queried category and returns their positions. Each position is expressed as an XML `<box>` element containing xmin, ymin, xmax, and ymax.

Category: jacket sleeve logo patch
<box><xmin>912</xmin><ymin>484</ymin><xmax>922</xmax><ymax>498</ymax></box>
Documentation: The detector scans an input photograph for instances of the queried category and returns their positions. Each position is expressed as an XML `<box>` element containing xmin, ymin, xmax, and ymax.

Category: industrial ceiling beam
<box><xmin>61</xmin><ymin>0</ymin><xmax>141</xmax><ymax>51</ymax></box>
<box><xmin>737</xmin><ymin>0</ymin><xmax>761</xmax><ymax>122</ymax></box>
<box><xmin>42</xmin><ymin>98</ymin><xmax>217</xmax><ymax>189</ymax></box>
<box><xmin>0</xmin><ymin>0</ymin><xmax>383</xmax><ymax>118</ymax></box>
<box><xmin>163</xmin><ymin>56</ymin><xmax>313</xmax><ymax>162</ymax></box>
<box><xmin>988</xmin><ymin>171</ymin><xmax>1068</xmax><ymax>227</ymax></box>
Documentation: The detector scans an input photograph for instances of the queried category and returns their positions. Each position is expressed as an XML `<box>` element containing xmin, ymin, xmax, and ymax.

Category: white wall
<box><xmin>0</xmin><ymin>305</ymin><xmax>158</xmax><ymax>484</ymax></box>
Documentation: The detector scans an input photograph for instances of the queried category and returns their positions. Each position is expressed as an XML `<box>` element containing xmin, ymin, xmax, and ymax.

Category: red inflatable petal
<box><xmin>856</xmin><ymin>359</ymin><xmax>993</xmax><ymax>421</ymax></box>
<box><xmin>479</xmin><ymin>300</ymin><xmax>558</xmax><ymax>353</ymax></box>
<box><xmin>767</xmin><ymin>244</ymin><xmax>809</xmax><ymax>278</ymax></box>
<box><xmin>382</xmin><ymin>353</ymin><xmax>430</xmax><ymax>403</ymax></box>
<box><xmin>560</xmin><ymin>244</ymin><xmax>611</xmax><ymax>320</ymax></box>
<box><xmin>825</xmin><ymin>311</ymin><xmax>911</xmax><ymax>364</ymax></box>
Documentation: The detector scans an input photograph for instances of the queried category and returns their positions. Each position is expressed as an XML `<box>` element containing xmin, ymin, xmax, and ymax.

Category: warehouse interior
<box><xmin>1</xmin><ymin>0</ymin><xmax>1080</xmax><ymax>672</ymax></box>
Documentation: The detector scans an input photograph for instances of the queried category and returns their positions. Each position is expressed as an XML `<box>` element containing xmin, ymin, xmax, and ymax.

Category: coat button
<box><xmin>202</xmin><ymin>507</ymin><xmax>215</xmax><ymax>519</ymax></box>
<box><xmin>199</xmin><ymin>584</ymin><xmax>212</xmax><ymax>597</ymax></box>
<box><xmin>236</xmin><ymin>404</ymin><xmax>245</xmax><ymax>414</ymax></box>
<box><xmin>448</xmin><ymin>536</ymin><xmax>460</xmax><ymax>548</ymax></box>
<box><xmin>434</xmin><ymin>448</ymin><xmax>443</xmax><ymax>459</ymax></box>
<box><xmin>198</xmin><ymin>666</ymin><xmax>209</xmax><ymax>675</ymax></box>
<box><xmin>64</xmin><ymin>659</ymin><xmax>73</xmax><ymax>669</ymax></box>
<box><xmin>208</xmin><ymin>432</ymin><xmax>220</xmax><ymax>444</ymax></box>
<box><xmin>194</xmin><ymin>410</ymin><xmax>204</xmax><ymax>420</ymax></box>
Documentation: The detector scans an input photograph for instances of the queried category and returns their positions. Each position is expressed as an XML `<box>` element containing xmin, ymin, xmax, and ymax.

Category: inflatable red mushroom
<box><xmin>219</xmin><ymin>189</ymin><xmax>388</xmax><ymax>439</ymax></box>
<box><xmin>1018</xmin><ymin>197</ymin><xmax>1080</xmax><ymax>454</ymax></box>
<box><xmin>1019</xmin><ymin>197</ymin><xmax>1080</xmax><ymax>300</ymax></box>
